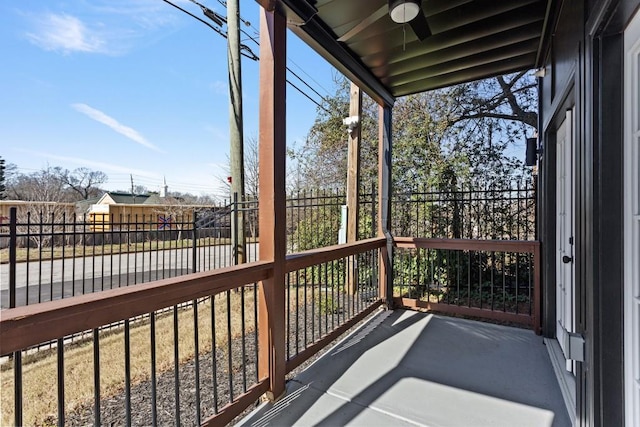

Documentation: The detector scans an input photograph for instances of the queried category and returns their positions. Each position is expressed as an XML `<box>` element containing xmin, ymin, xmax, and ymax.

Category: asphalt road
<box><xmin>0</xmin><ymin>244</ymin><xmax>259</xmax><ymax>308</ymax></box>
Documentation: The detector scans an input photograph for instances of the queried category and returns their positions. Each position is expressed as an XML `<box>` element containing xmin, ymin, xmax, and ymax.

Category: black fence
<box><xmin>391</xmin><ymin>179</ymin><xmax>538</xmax><ymax>327</ymax></box>
<box><xmin>391</xmin><ymin>179</ymin><xmax>536</xmax><ymax>240</ymax></box>
<box><xmin>0</xmin><ymin>181</ymin><xmax>533</xmax><ymax>309</ymax></box>
<box><xmin>0</xmin><ymin>191</ymin><xmax>373</xmax><ymax>309</ymax></box>
<box><xmin>0</xmin><ymin>207</ymin><xmax>257</xmax><ymax>309</ymax></box>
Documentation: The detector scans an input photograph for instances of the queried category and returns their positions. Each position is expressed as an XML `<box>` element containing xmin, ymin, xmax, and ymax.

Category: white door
<box><xmin>624</xmin><ymin>8</ymin><xmax>640</xmax><ymax>427</ymax></box>
<box><xmin>556</xmin><ymin>109</ymin><xmax>576</xmax><ymax>373</ymax></box>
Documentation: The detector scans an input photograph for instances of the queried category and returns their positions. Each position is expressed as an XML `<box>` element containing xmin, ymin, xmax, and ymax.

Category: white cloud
<box><xmin>210</xmin><ymin>81</ymin><xmax>228</xmax><ymax>95</ymax></box>
<box><xmin>26</xmin><ymin>13</ymin><xmax>106</xmax><ymax>54</ymax></box>
<box><xmin>23</xmin><ymin>2</ymin><xmax>183</xmax><ymax>56</ymax></box>
<box><xmin>15</xmin><ymin>149</ymin><xmax>160</xmax><ymax>179</ymax></box>
<box><xmin>72</xmin><ymin>103</ymin><xmax>163</xmax><ymax>152</ymax></box>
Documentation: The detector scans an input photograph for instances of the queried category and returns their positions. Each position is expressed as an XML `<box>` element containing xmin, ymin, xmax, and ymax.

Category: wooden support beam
<box><xmin>346</xmin><ymin>82</ymin><xmax>362</xmax><ymax>294</ymax></box>
<box><xmin>257</xmin><ymin>6</ymin><xmax>287</xmax><ymax>402</ymax></box>
<box><xmin>378</xmin><ymin>103</ymin><xmax>393</xmax><ymax>307</ymax></box>
<box><xmin>346</xmin><ymin>82</ymin><xmax>363</xmax><ymax>242</ymax></box>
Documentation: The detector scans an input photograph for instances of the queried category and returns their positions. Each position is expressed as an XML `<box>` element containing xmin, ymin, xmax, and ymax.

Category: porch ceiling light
<box><xmin>389</xmin><ymin>0</ymin><xmax>420</xmax><ymax>23</ymax></box>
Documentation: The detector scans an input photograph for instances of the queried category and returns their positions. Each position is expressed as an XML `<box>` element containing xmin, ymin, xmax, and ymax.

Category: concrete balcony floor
<box><xmin>237</xmin><ymin>309</ymin><xmax>571</xmax><ymax>427</ymax></box>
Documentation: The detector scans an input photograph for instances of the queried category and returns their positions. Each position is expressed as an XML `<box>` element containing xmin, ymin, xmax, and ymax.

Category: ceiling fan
<box><xmin>388</xmin><ymin>0</ymin><xmax>432</xmax><ymax>40</ymax></box>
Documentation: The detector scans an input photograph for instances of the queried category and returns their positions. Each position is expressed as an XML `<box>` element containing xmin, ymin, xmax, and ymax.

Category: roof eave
<box><xmin>280</xmin><ymin>0</ymin><xmax>396</xmax><ymax>106</ymax></box>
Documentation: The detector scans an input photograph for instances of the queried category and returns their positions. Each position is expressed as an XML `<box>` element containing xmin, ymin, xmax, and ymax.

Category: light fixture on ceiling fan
<box><xmin>388</xmin><ymin>0</ymin><xmax>431</xmax><ymax>40</ymax></box>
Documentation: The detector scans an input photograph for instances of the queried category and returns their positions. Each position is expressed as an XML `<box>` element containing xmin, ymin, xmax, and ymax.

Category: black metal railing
<box><xmin>392</xmin><ymin>238</ymin><xmax>541</xmax><ymax>330</ymax></box>
<box><xmin>0</xmin><ymin>239</ymin><xmax>386</xmax><ymax>426</ymax></box>
<box><xmin>1</xmin><ymin>190</ymin><xmax>379</xmax><ymax>309</ymax></box>
<box><xmin>285</xmin><ymin>242</ymin><xmax>381</xmax><ymax>366</ymax></box>
<box><xmin>391</xmin><ymin>179</ymin><xmax>535</xmax><ymax>241</ymax></box>
<box><xmin>0</xmin><ymin>181</ymin><xmax>539</xmax><ymax>426</ymax></box>
<box><xmin>0</xmin><ymin>208</ymin><xmax>257</xmax><ymax>308</ymax></box>
<box><xmin>0</xmin><ymin>262</ymin><xmax>271</xmax><ymax>427</ymax></box>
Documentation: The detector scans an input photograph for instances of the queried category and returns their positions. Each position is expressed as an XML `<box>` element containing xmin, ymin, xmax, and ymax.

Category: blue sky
<box><xmin>0</xmin><ymin>0</ymin><xmax>338</xmax><ymax>198</ymax></box>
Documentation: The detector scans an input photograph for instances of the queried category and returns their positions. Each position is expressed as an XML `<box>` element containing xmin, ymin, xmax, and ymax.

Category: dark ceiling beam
<box><xmin>421</xmin><ymin>0</ymin><xmax>475</xmax><ymax>17</ymax></box>
<box><xmin>280</xmin><ymin>0</ymin><xmax>395</xmax><ymax>106</ymax></box>
<box><xmin>333</xmin><ymin>0</ymin><xmax>474</xmax><ymax>41</ymax></box>
<box><xmin>355</xmin><ymin>3</ymin><xmax>545</xmax><ymax>67</ymax></box>
<box><xmin>425</xmin><ymin>0</ymin><xmax>542</xmax><ymax>34</ymax></box>
<box><xmin>372</xmin><ymin>22</ymin><xmax>542</xmax><ymax>77</ymax></box>
<box><xmin>392</xmin><ymin>54</ymin><xmax>535</xmax><ymax>96</ymax></box>
<box><xmin>336</xmin><ymin>4</ymin><xmax>387</xmax><ymax>43</ymax></box>
<box><xmin>387</xmin><ymin>39</ymin><xmax>539</xmax><ymax>88</ymax></box>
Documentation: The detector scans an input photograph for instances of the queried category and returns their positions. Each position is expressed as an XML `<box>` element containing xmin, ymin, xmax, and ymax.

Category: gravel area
<box><xmin>64</xmin><ymin>299</ymin><xmax>382</xmax><ymax>427</ymax></box>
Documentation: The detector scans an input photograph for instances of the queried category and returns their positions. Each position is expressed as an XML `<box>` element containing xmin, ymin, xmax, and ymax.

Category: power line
<box><xmin>188</xmin><ymin>0</ymin><xmax>331</xmax><ymax>108</ymax></box>
<box><xmin>162</xmin><ymin>0</ymin><xmax>259</xmax><ymax>60</ymax></box>
<box><xmin>287</xmin><ymin>68</ymin><xmax>330</xmax><ymax>105</ymax></box>
<box><xmin>232</xmin><ymin>10</ymin><xmax>332</xmax><ymax>109</ymax></box>
<box><xmin>287</xmin><ymin>79</ymin><xmax>332</xmax><ymax>114</ymax></box>
<box><xmin>160</xmin><ymin>0</ymin><xmax>331</xmax><ymax>113</ymax></box>
<box><xmin>234</xmin><ymin>21</ymin><xmax>329</xmax><ymax>109</ymax></box>
<box><xmin>160</xmin><ymin>0</ymin><xmax>227</xmax><ymax>39</ymax></box>
<box><xmin>288</xmin><ymin>58</ymin><xmax>333</xmax><ymax>98</ymax></box>
<box><xmin>232</xmin><ymin>10</ymin><xmax>333</xmax><ymax>100</ymax></box>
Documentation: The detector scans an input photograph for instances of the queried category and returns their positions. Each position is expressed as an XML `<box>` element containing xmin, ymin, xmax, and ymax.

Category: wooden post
<box><xmin>257</xmin><ymin>7</ymin><xmax>286</xmax><ymax>401</ymax></box>
<box><xmin>346</xmin><ymin>82</ymin><xmax>362</xmax><ymax>294</ymax></box>
<box><xmin>378</xmin><ymin>104</ymin><xmax>393</xmax><ymax>307</ymax></box>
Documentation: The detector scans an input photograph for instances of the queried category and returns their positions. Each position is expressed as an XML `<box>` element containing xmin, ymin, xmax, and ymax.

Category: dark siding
<box><xmin>594</xmin><ymin>29</ymin><xmax>624</xmax><ymax>427</ymax></box>
<box><xmin>552</xmin><ymin>1</ymin><xmax>583</xmax><ymax>100</ymax></box>
<box><xmin>539</xmin><ymin>0</ymin><xmax>639</xmax><ymax>425</ymax></box>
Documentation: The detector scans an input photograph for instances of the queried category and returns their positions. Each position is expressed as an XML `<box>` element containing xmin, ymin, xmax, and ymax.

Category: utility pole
<box><xmin>227</xmin><ymin>0</ymin><xmax>246</xmax><ymax>264</ymax></box>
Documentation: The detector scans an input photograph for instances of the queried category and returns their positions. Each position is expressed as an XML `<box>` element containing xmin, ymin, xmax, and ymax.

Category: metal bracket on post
<box><xmin>338</xmin><ymin>205</ymin><xmax>347</xmax><ymax>244</ymax></box>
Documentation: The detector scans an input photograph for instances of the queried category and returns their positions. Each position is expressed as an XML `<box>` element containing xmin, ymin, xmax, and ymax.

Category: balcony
<box><xmin>1</xmin><ymin>224</ymin><xmax>559</xmax><ymax>425</ymax></box>
<box><xmin>238</xmin><ymin>309</ymin><xmax>570</xmax><ymax>427</ymax></box>
<box><xmin>0</xmin><ymin>1</ymin><xmax>562</xmax><ymax>424</ymax></box>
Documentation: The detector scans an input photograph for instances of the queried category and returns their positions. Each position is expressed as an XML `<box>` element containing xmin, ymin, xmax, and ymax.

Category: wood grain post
<box><xmin>378</xmin><ymin>104</ymin><xmax>393</xmax><ymax>307</ymax></box>
<box><xmin>533</xmin><ymin>241</ymin><xmax>542</xmax><ymax>335</ymax></box>
<box><xmin>346</xmin><ymin>82</ymin><xmax>362</xmax><ymax>295</ymax></box>
<box><xmin>257</xmin><ymin>6</ymin><xmax>287</xmax><ymax>402</ymax></box>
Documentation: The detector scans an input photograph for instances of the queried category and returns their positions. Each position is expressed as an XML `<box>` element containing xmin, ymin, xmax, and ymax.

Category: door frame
<box><xmin>555</xmin><ymin>108</ymin><xmax>576</xmax><ymax>371</ymax></box>
<box><xmin>624</xmin><ymin>7</ymin><xmax>640</xmax><ymax>426</ymax></box>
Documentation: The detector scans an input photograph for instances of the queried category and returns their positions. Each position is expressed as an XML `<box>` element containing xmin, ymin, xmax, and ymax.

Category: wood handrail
<box><xmin>0</xmin><ymin>236</ymin><xmax>538</xmax><ymax>354</ymax></box>
<box><xmin>393</xmin><ymin>237</ymin><xmax>542</xmax><ymax>335</ymax></box>
<box><xmin>0</xmin><ymin>261</ymin><xmax>273</xmax><ymax>355</ymax></box>
<box><xmin>285</xmin><ymin>237</ymin><xmax>385</xmax><ymax>272</ymax></box>
<box><xmin>394</xmin><ymin>237</ymin><xmax>540</xmax><ymax>253</ymax></box>
<box><xmin>0</xmin><ymin>237</ymin><xmax>387</xmax><ymax>355</ymax></box>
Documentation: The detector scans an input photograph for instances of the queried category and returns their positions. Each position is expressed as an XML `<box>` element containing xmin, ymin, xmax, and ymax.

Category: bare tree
<box><xmin>7</xmin><ymin>167</ymin><xmax>68</xmax><ymax>202</ymax></box>
<box><xmin>5</xmin><ymin>165</ymin><xmax>107</xmax><ymax>248</ymax></box>
<box><xmin>244</xmin><ymin>136</ymin><xmax>259</xmax><ymax>199</ymax></box>
<box><xmin>448</xmin><ymin>71</ymin><xmax>538</xmax><ymax>129</ymax></box>
<box><xmin>218</xmin><ymin>135</ymin><xmax>260</xmax><ymax>199</ymax></box>
<box><xmin>7</xmin><ymin>166</ymin><xmax>108</xmax><ymax>202</ymax></box>
<box><xmin>55</xmin><ymin>167</ymin><xmax>108</xmax><ymax>200</ymax></box>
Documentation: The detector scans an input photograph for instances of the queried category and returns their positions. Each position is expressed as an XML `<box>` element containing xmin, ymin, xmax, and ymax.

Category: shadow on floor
<box><xmin>237</xmin><ymin>309</ymin><xmax>571</xmax><ymax>427</ymax></box>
